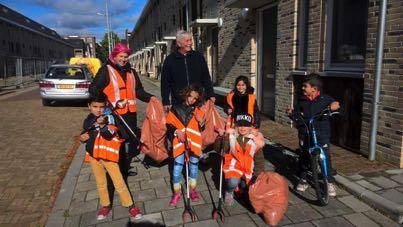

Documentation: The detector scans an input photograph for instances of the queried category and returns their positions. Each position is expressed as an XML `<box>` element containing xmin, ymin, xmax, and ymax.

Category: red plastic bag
<box><xmin>201</xmin><ymin>100</ymin><xmax>225</xmax><ymax>149</ymax></box>
<box><xmin>248</xmin><ymin>172</ymin><xmax>289</xmax><ymax>226</ymax></box>
<box><xmin>140</xmin><ymin>97</ymin><xmax>168</xmax><ymax>163</ymax></box>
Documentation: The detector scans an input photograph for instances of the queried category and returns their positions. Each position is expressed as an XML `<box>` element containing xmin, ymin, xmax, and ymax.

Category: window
<box><xmin>297</xmin><ymin>0</ymin><xmax>309</xmax><ymax>69</ymax></box>
<box><xmin>182</xmin><ymin>5</ymin><xmax>187</xmax><ymax>30</ymax></box>
<box><xmin>326</xmin><ymin>0</ymin><xmax>369</xmax><ymax>70</ymax></box>
<box><xmin>191</xmin><ymin>0</ymin><xmax>198</xmax><ymax>21</ymax></box>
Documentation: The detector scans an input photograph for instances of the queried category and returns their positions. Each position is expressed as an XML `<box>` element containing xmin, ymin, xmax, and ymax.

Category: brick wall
<box><xmin>360</xmin><ymin>0</ymin><xmax>403</xmax><ymax>167</ymax></box>
<box><xmin>275</xmin><ymin>0</ymin><xmax>298</xmax><ymax>124</ymax></box>
<box><xmin>215</xmin><ymin>0</ymin><xmax>255</xmax><ymax>89</ymax></box>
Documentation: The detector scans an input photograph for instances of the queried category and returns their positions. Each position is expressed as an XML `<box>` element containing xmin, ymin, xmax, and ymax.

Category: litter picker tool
<box><xmin>212</xmin><ymin>135</ymin><xmax>225</xmax><ymax>222</ymax></box>
<box><xmin>182</xmin><ymin>135</ymin><xmax>197</xmax><ymax>223</ymax></box>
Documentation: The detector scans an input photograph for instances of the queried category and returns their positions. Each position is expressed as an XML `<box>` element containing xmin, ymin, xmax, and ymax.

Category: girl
<box><xmin>226</xmin><ymin>76</ymin><xmax>261</xmax><ymax>129</ymax></box>
<box><xmin>166</xmin><ymin>85</ymin><xmax>205</xmax><ymax>206</ymax></box>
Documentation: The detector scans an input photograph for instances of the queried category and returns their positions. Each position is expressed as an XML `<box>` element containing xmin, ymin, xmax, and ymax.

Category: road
<box><xmin>0</xmin><ymin>87</ymin><xmax>88</xmax><ymax>226</ymax></box>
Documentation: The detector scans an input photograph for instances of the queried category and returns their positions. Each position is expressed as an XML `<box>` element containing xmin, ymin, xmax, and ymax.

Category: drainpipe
<box><xmin>369</xmin><ymin>0</ymin><xmax>387</xmax><ymax>161</ymax></box>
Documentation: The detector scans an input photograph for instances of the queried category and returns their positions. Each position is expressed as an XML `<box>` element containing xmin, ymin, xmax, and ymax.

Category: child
<box><xmin>223</xmin><ymin>113</ymin><xmax>261</xmax><ymax>206</ymax></box>
<box><xmin>226</xmin><ymin>76</ymin><xmax>261</xmax><ymax>129</ymax></box>
<box><xmin>166</xmin><ymin>85</ymin><xmax>205</xmax><ymax>207</ymax></box>
<box><xmin>79</xmin><ymin>95</ymin><xmax>142</xmax><ymax>221</ymax></box>
<box><xmin>290</xmin><ymin>73</ymin><xmax>340</xmax><ymax>197</ymax></box>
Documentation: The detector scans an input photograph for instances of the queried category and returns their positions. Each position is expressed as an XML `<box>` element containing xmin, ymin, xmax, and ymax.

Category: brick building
<box><xmin>129</xmin><ymin>0</ymin><xmax>403</xmax><ymax>167</ymax></box>
<box><xmin>0</xmin><ymin>4</ymin><xmax>73</xmax><ymax>60</ymax></box>
<box><xmin>0</xmin><ymin>4</ymin><xmax>74</xmax><ymax>79</ymax></box>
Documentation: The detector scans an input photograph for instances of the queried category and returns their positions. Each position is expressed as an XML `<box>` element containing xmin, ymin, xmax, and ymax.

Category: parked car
<box><xmin>39</xmin><ymin>64</ymin><xmax>93</xmax><ymax>106</ymax></box>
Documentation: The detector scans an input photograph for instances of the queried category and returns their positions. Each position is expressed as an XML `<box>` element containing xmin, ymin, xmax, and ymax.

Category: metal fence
<box><xmin>0</xmin><ymin>56</ymin><xmax>59</xmax><ymax>89</ymax></box>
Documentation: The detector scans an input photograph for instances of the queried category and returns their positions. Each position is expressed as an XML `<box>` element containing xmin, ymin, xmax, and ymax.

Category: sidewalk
<box><xmin>46</xmin><ymin>76</ymin><xmax>401</xmax><ymax>226</ymax></box>
<box><xmin>258</xmin><ymin>119</ymin><xmax>402</xmax><ymax>223</ymax></box>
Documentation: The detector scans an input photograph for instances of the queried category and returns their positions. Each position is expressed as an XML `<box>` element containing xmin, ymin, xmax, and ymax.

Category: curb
<box><xmin>0</xmin><ymin>85</ymin><xmax>38</xmax><ymax>100</ymax></box>
<box><xmin>46</xmin><ymin>144</ymin><xmax>85</xmax><ymax>227</ymax></box>
<box><xmin>335</xmin><ymin>174</ymin><xmax>403</xmax><ymax>224</ymax></box>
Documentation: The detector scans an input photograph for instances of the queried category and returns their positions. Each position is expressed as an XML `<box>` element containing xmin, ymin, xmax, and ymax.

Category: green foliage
<box><xmin>97</xmin><ymin>32</ymin><xmax>121</xmax><ymax>63</ymax></box>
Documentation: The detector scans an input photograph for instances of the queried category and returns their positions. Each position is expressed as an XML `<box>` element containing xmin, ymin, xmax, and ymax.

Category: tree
<box><xmin>97</xmin><ymin>32</ymin><xmax>121</xmax><ymax>63</ymax></box>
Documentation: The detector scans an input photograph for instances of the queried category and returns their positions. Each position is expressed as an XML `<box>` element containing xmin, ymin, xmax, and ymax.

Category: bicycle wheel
<box><xmin>311</xmin><ymin>152</ymin><xmax>329</xmax><ymax>206</ymax></box>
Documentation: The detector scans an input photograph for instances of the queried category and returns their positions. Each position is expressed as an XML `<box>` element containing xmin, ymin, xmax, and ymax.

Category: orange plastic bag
<box><xmin>140</xmin><ymin>97</ymin><xmax>168</xmax><ymax>163</ymax></box>
<box><xmin>248</xmin><ymin>172</ymin><xmax>289</xmax><ymax>226</ymax></box>
<box><xmin>201</xmin><ymin>100</ymin><xmax>226</xmax><ymax>149</ymax></box>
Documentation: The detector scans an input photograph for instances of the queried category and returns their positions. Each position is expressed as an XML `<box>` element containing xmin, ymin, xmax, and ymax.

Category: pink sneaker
<box><xmin>190</xmin><ymin>189</ymin><xmax>199</xmax><ymax>202</ymax></box>
<box><xmin>97</xmin><ymin>206</ymin><xmax>111</xmax><ymax>220</ymax></box>
<box><xmin>169</xmin><ymin>193</ymin><xmax>181</xmax><ymax>207</ymax></box>
<box><xmin>129</xmin><ymin>206</ymin><xmax>143</xmax><ymax>220</ymax></box>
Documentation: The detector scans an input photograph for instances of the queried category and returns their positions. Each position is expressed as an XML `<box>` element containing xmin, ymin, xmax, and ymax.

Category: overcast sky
<box><xmin>1</xmin><ymin>0</ymin><xmax>147</xmax><ymax>43</ymax></box>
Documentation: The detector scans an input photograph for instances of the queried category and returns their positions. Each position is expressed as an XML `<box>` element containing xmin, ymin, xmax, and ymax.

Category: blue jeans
<box><xmin>172</xmin><ymin>153</ymin><xmax>199</xmax><ymax>190</ymax></box>
<box><xmin>226</xmin><ymin>177</ymin><xmax>247</xmax><ymax>193</ymax></box>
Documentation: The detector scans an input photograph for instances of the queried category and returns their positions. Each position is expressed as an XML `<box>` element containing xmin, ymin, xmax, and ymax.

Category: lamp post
<box><xmin>96</xmin><ymin>0</ymin><xmax>113</xmax><ymax>54</ymax></box>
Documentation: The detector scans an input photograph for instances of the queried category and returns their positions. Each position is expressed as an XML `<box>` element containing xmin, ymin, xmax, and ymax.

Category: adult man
<box><xmin>161</xmin><ymin>30</ymin><xmax>215</xmax><ymax>111</ymax></box>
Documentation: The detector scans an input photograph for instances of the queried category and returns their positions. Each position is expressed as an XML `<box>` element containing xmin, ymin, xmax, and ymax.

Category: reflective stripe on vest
<box><xmin>223</xmin><ymin>133</ymin><xmax>256</xmax><ymax>180</ymax></box>
<box><xmin>166</xmin><ymin>108</ymin><xmax>203</xmax><ymax>157</ymax></box>
<box><xmin>91</xmin><ymin>125</ymin><xmax>122</xmax><ymax>162</ymax></box>
<box><xmin>104</xmin><ymin>65</ymin><xmax>137</xmax><ymax>115</ymax></box>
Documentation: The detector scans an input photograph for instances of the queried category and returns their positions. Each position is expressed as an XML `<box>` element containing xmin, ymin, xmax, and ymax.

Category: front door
<box><xmin>261</xmin><ymin>6</ymin><xmax>277</xmax><ymax>119</ymax></box>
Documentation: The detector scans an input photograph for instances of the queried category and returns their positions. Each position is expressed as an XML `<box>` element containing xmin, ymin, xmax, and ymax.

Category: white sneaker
<box><xmin>296</xmin><ymin>180</ymin><xmax>309</xmax><ymax>192</ymax></box>
<box><xmin>328</xmin><ymin>183</ymin><xmax>337</xmax><ymax>197</ymax></box>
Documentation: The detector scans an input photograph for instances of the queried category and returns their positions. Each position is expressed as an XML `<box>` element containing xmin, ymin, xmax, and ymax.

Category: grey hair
<box><xmin>176</xmin><ymin>30</ymin><xmax>192</xmax><ymax>41</ymax></box>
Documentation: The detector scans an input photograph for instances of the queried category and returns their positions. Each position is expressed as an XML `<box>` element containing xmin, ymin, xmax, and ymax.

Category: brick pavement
<box><xmin>46</xmin><ymin>77</ymin><xmax>400</xmax><ymax>226</ymax></box>
<box><xmin>0</xmin><ymin>86</ymin><xmax>89</xmax><ymax>226</ymax></box>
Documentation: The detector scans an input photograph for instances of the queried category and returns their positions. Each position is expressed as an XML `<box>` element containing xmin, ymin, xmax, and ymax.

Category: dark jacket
<box><xmin>89</xmin><ymin>59</ymin><xmax>153</xmax><ymax>103</ymax></box>
<box><xmin>89</xmin><ymin>60</ymin><xmax>153</xmax><ymax>140</ymax></box>
<box><xmin>82</xmin><ymin>112</ymin><xmax>116</xmax><ymax>157</ymax></box>
<box><xmin>293</xmin><ymin>94</ymin><xmax>335</xmax><ymax>142</ymax></box>
<box><xmin>161</xmin><ymin>50</ymin><xmax>214</xmax><ymax>106</ymax></box>
<box><xmin>225</xmin><ymin>88</ymin><xmax>261</xmax><ymax>129</ymax></box>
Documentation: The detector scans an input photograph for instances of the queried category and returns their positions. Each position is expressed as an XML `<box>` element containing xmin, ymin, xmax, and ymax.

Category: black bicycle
<box><xmin>291</xmin><ymin>107</ymin><xmax>339</xmax><ymax>206</ymax></box>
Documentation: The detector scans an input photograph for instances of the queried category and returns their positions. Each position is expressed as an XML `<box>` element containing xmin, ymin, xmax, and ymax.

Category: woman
<box><xmin>89</xmin><ymin>43</ymin><xmax>155</xmax><ymax>217</ymax></box>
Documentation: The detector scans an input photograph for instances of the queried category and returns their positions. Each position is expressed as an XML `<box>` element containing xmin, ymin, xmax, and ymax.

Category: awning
<box><xmin>189</xmin><ymin>18</ymin><xmax>223</xmax><ymax>27</ymax></box>
<box><xmin>163</xmin><ymin>36</ymin><xmax>176</xmax><ymax>40</ymax></box>
<box><xmin>225</xmin><ymin>0</ymin><xmax>273</xmax><ymax>8</ymax></box>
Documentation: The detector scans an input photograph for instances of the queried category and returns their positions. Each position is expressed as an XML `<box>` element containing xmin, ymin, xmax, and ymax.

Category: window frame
<box><xmin>325</xmin><ymin>0</ymin><xmax>369</xmax><ymax>73</ymax></box>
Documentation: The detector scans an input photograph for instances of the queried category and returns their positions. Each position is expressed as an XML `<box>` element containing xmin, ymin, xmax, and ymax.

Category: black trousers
<box><xmin>298</xmin><ymin>135</ymin><xmax>335</xmax><ymax>183</ymax></box>
<box><xmin>107</xmin><ymin>112</ymin><xmax>139</xmax><ymax>204</ymax></box>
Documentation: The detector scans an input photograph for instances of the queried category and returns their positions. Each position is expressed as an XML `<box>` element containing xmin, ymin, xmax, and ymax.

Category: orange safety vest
<box><xmin>166</xmin><ymin>107</ymin><xmax>204</xmax><ymax>158</ymax></box>
<box><xmin>226</xmin><ymin>91</ymin><xmax>256</xmax><ymax>129</ymax></box>
<box><xmin>84</xmin><ymin>125</ymin><xmax>123</xmax><ymax>163</ymax></box>
<box><xmin>103</xmin><ymin>65</ymin><xmax>137</xmax><ymax>115</ymax></box>
<box><xmin>223</xmin><ymin>133</ymin><xmax>258</xmax><ymax>184</ymax></box>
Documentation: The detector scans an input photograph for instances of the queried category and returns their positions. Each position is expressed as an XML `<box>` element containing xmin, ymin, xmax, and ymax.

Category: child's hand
<box><xmin>217</xmin><ymin>128</ymin><xmax>225</xmax><ymax>137</ymax></box>
<box><xmin>330</xmin><ymin>101</ymin><xmax>340</xmax><ymax>111</ymax></box>
<box><xmin>96</xmin><ymin>116</ymin><xmax>107</xmax><ymax>127</ymax></box>
<box><xmin>79</xmin><ymin>132</ymin><xmax>89</xmax><ymax>142</ymax></box>
<box><xmin>177</xmin><ymin>130</ymin><xmax>186</xmax><ymax>143</ymax></box>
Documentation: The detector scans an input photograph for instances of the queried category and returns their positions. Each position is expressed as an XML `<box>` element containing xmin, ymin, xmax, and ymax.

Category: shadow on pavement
<box><xmin>263</xmin><ymin>143</ymin><xmax>323</xmax><ymax>206</ymax></box>
<box><xmin>127</xmin><ymin>220</ymin><xmax>165</xmax><ymax>227</ymax></box>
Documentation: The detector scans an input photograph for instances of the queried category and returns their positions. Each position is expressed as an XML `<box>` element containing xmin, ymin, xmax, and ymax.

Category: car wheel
<box><xmin>42</xmin><ymin>99</ymin><xmax>52</xmax><ymax>106</ymax></box>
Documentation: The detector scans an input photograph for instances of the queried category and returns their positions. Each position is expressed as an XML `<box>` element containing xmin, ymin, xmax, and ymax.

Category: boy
<box><xmin>223</xmin><ymin>113</ymin><xmax>261</xmax><ymax>206</ymax></box>
<box><xmin>290</xmin><ymin>73</ymin><xmax>340</xmax><ymax>197</ymax></box>
<box><xmin>79</xmin><ymin>95</ymin><xmax>142</xmax><ymax>221</ymax></box>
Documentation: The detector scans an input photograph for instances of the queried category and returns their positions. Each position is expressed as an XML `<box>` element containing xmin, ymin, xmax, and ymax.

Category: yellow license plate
<box><xmin>58</xmin><ymin>84</ymin><xmax>74</xmax><ymax>89</ymax></box>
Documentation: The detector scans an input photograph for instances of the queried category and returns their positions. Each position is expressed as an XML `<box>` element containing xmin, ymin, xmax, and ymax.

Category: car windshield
<box><xmin>46</xmin><ymin>67</ymin><xmax>85</xmax><ymax>79</ymax></box>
